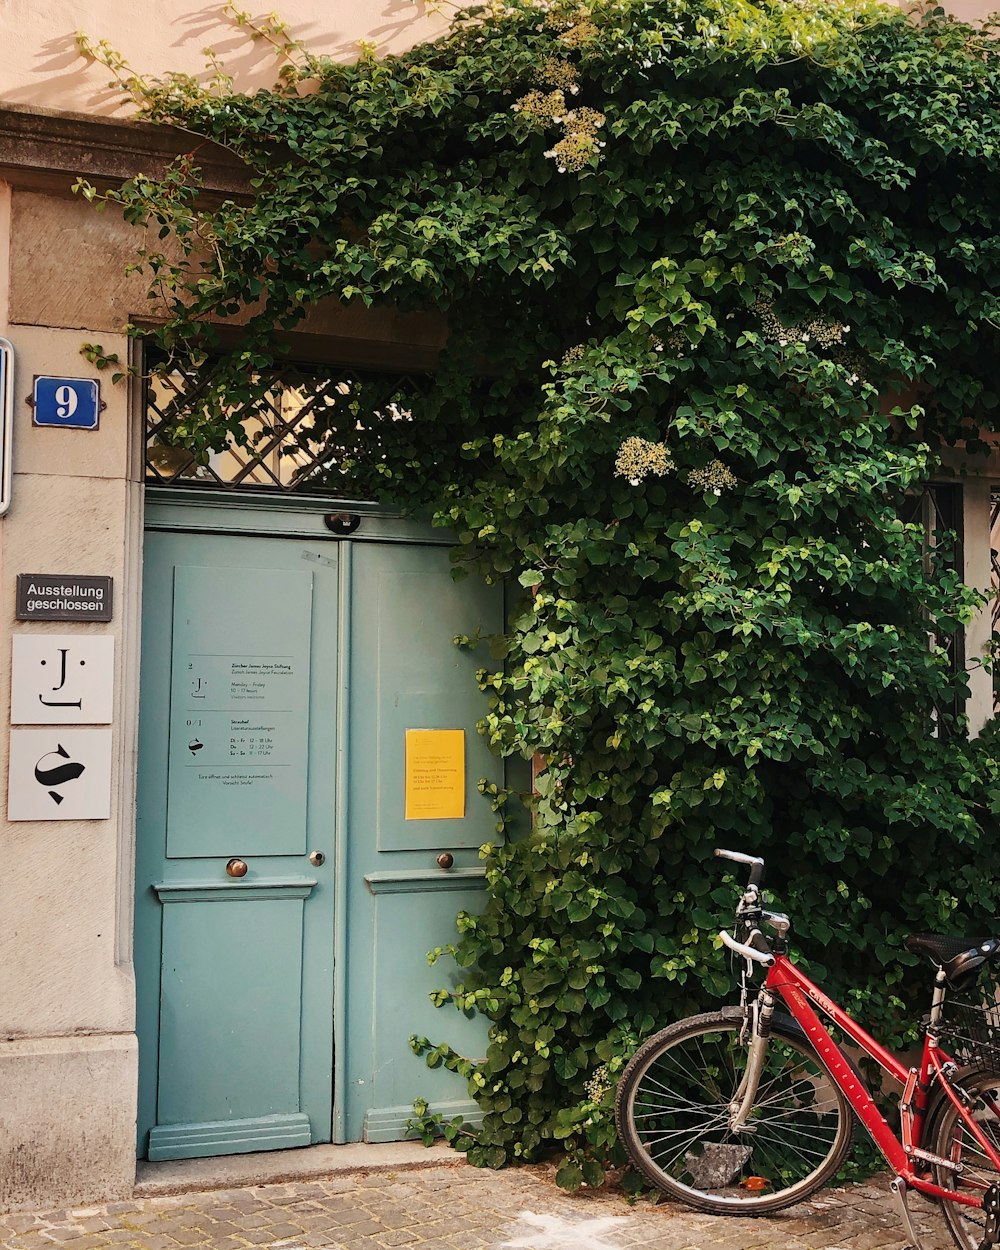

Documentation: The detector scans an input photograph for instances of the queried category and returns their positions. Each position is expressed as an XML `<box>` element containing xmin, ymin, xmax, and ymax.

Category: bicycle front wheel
<box><xmin>615</xmin><ymin>1007</ymin><xmax>854</xmax><ymax>1213</ymax></box>
<box><xmin>930</xmin><ymin>1068</ymin><xmax>1000</xmax><ymax>1250</ymax></box>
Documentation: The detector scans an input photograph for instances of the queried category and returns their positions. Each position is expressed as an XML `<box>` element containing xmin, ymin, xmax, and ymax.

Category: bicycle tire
<box><xmin>929</xmin><ymin>1067</ymin><xmax>1000</xmax><ymax>1250</ymax></box>
<box><xmin>615</xmin><ymin>1006</ymin><xmax>854</xmax><ymax>1213</ymax></box>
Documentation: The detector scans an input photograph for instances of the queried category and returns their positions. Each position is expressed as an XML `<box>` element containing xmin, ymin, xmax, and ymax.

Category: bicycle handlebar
<box><xmin>720</xmin><ymin>929</ymin><xmax>775</xmax><ymax>967</ymax></box>
<box><xmin>714</xmin><ymin>847</ymin><xmax>765</xmax><ymax>889</ymax></box>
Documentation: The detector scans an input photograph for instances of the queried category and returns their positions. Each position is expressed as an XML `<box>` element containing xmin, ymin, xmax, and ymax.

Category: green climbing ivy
<box><xmin>79</xmin><ymin>0</ymin><xmax>1000</xmax><ymax>1185</ymax></box>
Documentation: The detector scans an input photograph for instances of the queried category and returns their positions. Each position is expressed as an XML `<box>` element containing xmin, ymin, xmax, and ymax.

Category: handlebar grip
<box><xmin>714</xmin><ymin>848</ymin><xmax>765</xmax><ymax>889</ymax></box>
<box><xmin>720</xmin><ymin>929</ymin><xmax>775</xmax><ymax>967</ymax></box>
<box><xmin>714</xmin><ymin>849</ymin><xmax>760</xmax><ymax>865</ymax></box>
<box><xmin>747</xmin><ymin>929</ymin><xmax>772</xmax><ymax>956</ymax></box>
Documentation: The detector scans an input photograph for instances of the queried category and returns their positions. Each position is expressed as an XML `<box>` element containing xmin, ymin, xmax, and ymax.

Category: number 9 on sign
<box><xmin>32</xmin><ymin>376</ymin><xmax>101</xmax><ymax>430</ymax></box>
<box><xmin>54</xmin><ymin>386</ymin><xmax>78</xmax><ymax>419</ymax></box>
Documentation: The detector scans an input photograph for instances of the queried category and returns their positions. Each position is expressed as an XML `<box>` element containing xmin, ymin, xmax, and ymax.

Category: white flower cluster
<box><xmin>688</xmin><ymin>459</ymin><xmax>737</xmax><ymax>492</ymax></box>
<box><xmin>542</xmin><ymin>2</ymin><xmax>585</xmax><ymax>29</ymax></box>
<box><xmin>534</xmin><ymin>56</ymin><xmax>581</xmax><ymax>93</ymax></box>
<box><xmin>543</xmin><ymin>106</ymin><xmax>607</xmax><ymax>172</ymax></box>
<box><xmin>540</xmin><ymin>1</ymin><xmax>599</xmax><ymax>44</ymax></box>
<box><xmin>511</xmin><ymin>88</ymin><xmax>568</xmax><ymax>124</ymax></box>
<box><xmin>656</xmin><ymin>328</ymin><xmax>689</xmax><ymax>356</ymax></box>
<box><xmin>753</xmin><ymin>298</ymin><xmax>851</xmax><ymax>349</ymax></box>
<box><xmin>584</xmin><ymin>1065</ymin><xmax>611</xmax><ymax>1103</ymax></box>
<box><xmin>614</xmin><ymin>436</ymin><xmax>674</xmax><ymax>486</ymax></box>
<box><xmin>559</xmin><ymin>19</ymin><xmax>598</xmax><ymax>47</ymax></box>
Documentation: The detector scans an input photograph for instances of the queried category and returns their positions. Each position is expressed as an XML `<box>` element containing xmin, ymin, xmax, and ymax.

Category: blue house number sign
<box><xmin>32</xmin><ymin>376</ymin><xmax>101</xmax><ymax>430</ymax></box>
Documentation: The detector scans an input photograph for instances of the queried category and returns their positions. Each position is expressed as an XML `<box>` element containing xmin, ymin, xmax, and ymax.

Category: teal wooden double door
<box><xmin>136</xmin><ymin>502</ymin><xmax>502</xmax><ymax>1160</ymax></box>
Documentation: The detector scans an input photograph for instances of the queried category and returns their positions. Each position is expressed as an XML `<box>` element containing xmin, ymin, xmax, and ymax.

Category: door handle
<box><xmin>226</xmin><ymin>858</ymin><xmax>249</xmax><ymax>878</ymax></box>
<box><xmin>436</xmin><ymin>852</ymin><xmax>454</xmax><ymax>871</ymax></box>
<box><xmin>308</xmin><ymin>850</ymin><xmax>326</xmax><ymax>867</ymax></box>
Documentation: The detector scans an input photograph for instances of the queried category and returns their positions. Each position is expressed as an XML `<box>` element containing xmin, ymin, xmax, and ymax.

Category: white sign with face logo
<box><xmin>10</xmin><ymin>635</ymin><xmax>115</xmax><ymax>724</ymax></box>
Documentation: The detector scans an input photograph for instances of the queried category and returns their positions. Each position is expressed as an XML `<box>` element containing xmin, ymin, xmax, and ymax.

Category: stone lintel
<box><xmin>0</xmin><ymin>101</ymin><xmax>249</xmax><ymax>197</ymax></box>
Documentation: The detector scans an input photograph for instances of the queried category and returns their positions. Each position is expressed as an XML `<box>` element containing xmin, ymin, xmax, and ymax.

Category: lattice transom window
<box><xmin>144</xmin><ymin>354</ymin><xmax>426</xmax><ymax>494</ymax></box>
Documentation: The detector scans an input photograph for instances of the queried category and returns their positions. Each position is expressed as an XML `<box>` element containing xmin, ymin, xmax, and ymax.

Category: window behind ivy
<box><xmin>990</xmin><ymin>486</ymin><xmax>1000</xmax><ymax>714</ymax></box>
<box><xmin>899</xmin><ymin>483</ymin><xmax>965</xmax><ymax>729</ymax></box>
<box><xmin>143</xmin><ymin>350</ymin><xmax>428</xmax><ymax>495</ymax></box>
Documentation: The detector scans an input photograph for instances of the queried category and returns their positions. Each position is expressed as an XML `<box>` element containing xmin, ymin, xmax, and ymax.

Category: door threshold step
<box><xmin>135</xmin><ymin>1140</ymin><xmax>462</xmax><ymax>1198</ymax></box>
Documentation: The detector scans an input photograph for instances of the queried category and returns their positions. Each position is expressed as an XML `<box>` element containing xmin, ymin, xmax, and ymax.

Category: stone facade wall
<box><xmin>0</xmin><ymin>182</ymin><xmax>141</xmax><ymax>1210</ymax></box>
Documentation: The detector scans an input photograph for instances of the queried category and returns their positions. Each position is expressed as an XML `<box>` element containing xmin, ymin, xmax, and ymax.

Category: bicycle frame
<box><xmin>763</xmin><ymin>951</ymin><xmax>1000</xmax><ymax>1207</ymax></box>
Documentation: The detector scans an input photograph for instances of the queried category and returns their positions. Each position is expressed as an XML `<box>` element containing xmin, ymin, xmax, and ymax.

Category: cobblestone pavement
<box><xmin>0</xmin><ymin>1164</ymin><xmax>957</xmax><ymax>1250</ymax></box>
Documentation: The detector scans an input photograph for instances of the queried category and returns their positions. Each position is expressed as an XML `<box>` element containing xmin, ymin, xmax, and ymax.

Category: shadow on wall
<box><xmin>0</xmin><ymin>0</ymin><xmax>448</xmax><ymax>116</ymax></box>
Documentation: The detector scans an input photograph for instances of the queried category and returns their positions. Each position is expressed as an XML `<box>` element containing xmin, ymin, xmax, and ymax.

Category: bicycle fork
<box><xmin>727</xmin><ymin>991</ymin><xmax>777</xmax><ymax>1132</ymax></box>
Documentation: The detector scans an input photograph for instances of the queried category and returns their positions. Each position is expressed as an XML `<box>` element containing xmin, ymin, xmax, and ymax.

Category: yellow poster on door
<box><xmin>405</xmin><ymin>729</ymin><xmax>465</xmax><ymax>820</ymax></box>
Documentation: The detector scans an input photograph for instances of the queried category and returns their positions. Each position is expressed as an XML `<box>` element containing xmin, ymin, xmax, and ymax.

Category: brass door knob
<box><xmin>436</xmin><ymin>852</ymin><xmax>454</xmax><ymax>870</ymax></box>
<box><xmin>226</xmin><ymin>858</ymin><xmax>249</xmax><ymax>878</ymax></box>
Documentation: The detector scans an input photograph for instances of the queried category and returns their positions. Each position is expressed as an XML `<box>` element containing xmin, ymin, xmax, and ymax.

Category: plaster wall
<box><xmin>0</xmin><ymin>0</ymin><xmax>451</xmax><ymax>116</ymax></box>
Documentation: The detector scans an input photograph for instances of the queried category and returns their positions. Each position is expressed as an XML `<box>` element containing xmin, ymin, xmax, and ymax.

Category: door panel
<box><xmin>136</xmin><ymin>530</ymin><xmax>337</xmax><ymax>1161</ymax></box>
<box><xmin>157</xmin><ymin>892</ymin><xmax>308</xmax><ymax>1124</ymax></box>
<box><xmin>371</xmin><ymin>568</ymin><xmax>503</xmax><ymax>853</ymax></box>
<box><xmin>361</xmin><ymin>879</ymin><xmax>499</xmax><ymax>1141</ymax></box>
<box><xmin>344</xmin><ymin>543</ymin><xmax>504</xmax><ymax>1141</ymax></box>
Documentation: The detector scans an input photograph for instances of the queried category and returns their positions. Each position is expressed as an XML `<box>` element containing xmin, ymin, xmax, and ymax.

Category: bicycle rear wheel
<box><xmin>615</xmin><ymin>1006</ymin><xmax>854</xmax><ymax>1213</ymax></box>
<box><xmin>930</xmin><ymin>1068</ymin><xmax>1000</xmax><ymax>1250</ymax></box>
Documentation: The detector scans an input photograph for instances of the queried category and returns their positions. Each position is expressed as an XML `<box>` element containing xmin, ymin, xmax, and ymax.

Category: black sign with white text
<box><xmin>16</xmin><ymin>574</ymin><xmax>114</xmax><ymax>622</ymax></box>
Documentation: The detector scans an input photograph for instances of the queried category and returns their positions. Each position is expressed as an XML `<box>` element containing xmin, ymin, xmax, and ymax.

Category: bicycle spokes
<box><xmin>618</xmin><ymin>1014</ymin><xmax>852</xmax><ymax>1212</ymax></box>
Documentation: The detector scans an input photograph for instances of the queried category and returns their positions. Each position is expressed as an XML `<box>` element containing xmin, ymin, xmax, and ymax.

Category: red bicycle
<box><xmin>615</xmin><ymin>848</ymin><xmax>1000</xmax><ymax>1250</ymax></box>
